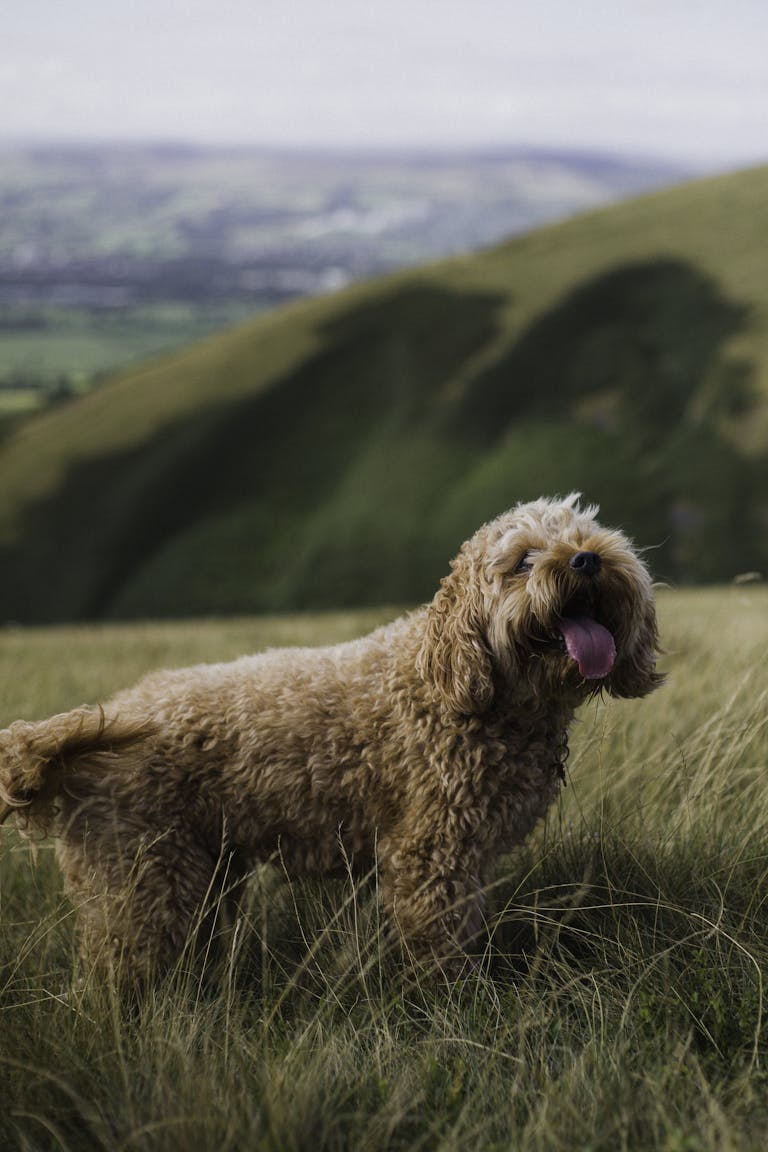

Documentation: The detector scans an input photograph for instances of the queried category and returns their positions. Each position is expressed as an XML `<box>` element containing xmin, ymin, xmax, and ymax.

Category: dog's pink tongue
<box><xmin>557</xmin><ymin>616</ymin><xmax>616</xmax><ymax>679</ymax></box>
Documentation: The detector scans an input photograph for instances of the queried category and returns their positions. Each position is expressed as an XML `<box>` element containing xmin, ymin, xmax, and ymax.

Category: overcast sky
<box><xmin>3</xmin><ymin>0</ymin><xmax>767</xmax><ymax>167</ymax></box>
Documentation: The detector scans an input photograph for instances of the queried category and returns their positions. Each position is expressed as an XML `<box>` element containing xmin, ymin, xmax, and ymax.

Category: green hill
<box><xmin>1</xmin><ymin>164</ymin><xmax>768</xmax><ymax>621</ymax></box>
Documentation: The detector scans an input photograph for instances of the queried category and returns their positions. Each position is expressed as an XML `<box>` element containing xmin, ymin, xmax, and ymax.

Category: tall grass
<box><xmin>2</xmin><ymin>587</ymin><xmax>768</xmax><ymax>1150</ymax></box>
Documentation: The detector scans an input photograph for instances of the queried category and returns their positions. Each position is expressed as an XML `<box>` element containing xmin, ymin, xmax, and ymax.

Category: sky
<box><xmin>3</xmin><ymin>0</ymin><xmax>767</xmax><ymax>168</ymax></box>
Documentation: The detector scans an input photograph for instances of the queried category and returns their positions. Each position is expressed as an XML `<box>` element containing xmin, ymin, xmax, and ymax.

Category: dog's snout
<box><xmin>569</xmin><ymin>550</ymin><xmax>601</xmax><ymax>576</ymax></box>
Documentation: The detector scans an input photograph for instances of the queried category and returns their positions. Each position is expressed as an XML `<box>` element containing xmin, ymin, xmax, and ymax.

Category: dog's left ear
<box><xmin>607</xmin><ymin>594</ymin><xmax>665</xmax><ymax>699</ymax></box>
<box><xmin>417</xmin><ymin>551</ymin><xmax>494</xmax><ymax>715</ymax></box>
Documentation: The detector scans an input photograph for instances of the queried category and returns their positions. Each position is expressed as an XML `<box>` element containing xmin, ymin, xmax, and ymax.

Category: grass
<box><xmin>2</xmin><ymin>586</ymin><xmax>768</xmax><ymax>1149</ymax></box>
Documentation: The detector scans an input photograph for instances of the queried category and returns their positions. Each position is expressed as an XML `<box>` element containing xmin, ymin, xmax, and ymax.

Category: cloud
<box><xmin>3</xmin><ymin>0</ymin><xmax>767</xmax><ymax>164</ymax></box>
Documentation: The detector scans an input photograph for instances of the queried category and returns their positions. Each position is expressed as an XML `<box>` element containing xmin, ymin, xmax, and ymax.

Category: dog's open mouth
<box><xmin>555</xmin><ymin>614</ymin><xmax>616</xmax><ymax>680</ymax></box>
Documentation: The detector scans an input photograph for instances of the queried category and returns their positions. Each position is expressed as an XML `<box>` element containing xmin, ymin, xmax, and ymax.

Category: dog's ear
<box><xmin>417</xmin><ymin>552</ymin><xmax>494</xmax><ymax>715</ymax></box>
<box><xmin>607</xmin><ymin>594</ymin><xmax>665</xmax><ymax>699</ymax></box>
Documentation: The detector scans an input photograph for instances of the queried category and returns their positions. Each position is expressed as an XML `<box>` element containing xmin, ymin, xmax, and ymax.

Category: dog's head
<box><xmin>418</xmin><ymin>494</ymin><xmax>663</xmax><ymax>714</ymax></box>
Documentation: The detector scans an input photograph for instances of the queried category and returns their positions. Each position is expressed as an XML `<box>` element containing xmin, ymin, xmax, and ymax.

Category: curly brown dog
<box><xmin>0</xmin><ymin>495</ymin><xmax>662</xmax><ymax>984</ymax></box>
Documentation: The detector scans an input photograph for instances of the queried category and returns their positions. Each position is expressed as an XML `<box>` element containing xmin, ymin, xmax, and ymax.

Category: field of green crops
<box><xmin>2</xmin><ymin>587</ymin><xmax>768</xmax><ymax>1149</ymax></box>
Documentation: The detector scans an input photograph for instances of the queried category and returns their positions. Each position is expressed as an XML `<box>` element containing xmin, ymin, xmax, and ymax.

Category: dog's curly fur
<box><xmin>0</xmin><ymin>495</ymin><xmax>662</xmax><ymax>983</ymax></box>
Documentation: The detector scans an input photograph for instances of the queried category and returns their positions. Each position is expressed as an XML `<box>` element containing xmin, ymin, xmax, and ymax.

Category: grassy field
<box><xmin>2</xmin><ymin>587</ymin><xmax>768</xmax><ymax>1149</ymax></box>
<box><xmin>0</xmin><ymin>304</ymin><xmax>263</xmax><ymax>405</ymax></box>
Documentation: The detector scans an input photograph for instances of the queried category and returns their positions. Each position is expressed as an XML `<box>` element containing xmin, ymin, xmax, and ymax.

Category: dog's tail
<box><xmin>0</xmin><ymin>707</ymin><xmax>148</xmax><ymax>835</ymax></box>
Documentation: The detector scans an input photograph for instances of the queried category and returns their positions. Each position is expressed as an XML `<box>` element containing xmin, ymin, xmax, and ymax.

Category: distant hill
<box><xmin>0</xmin><ymin>164</ymin><xmax>767</xmax><ymax>622</ymax></box>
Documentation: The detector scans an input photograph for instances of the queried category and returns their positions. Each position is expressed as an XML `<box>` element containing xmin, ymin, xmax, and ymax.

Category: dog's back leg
<box><xmin>1</xmin><ymin>709</ymin><xmax>245</xmax><ymax>989</ymax></box>
<box><xmin>58</xmin><ymin>819</ymin><xmax>248</xmax><ymax>992</ymax></box>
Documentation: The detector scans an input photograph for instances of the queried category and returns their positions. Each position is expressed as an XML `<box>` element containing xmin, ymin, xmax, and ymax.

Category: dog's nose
<box><xmin>569</xmin><ymin>550</ymin><xmax>601</xmax><ymax>576</ymax></box>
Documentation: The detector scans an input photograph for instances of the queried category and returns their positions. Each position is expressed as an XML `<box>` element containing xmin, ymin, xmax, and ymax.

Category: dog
<box><xmin>0</xmin><ymin>495</ymin><xmax>662</xmax><ymax>985</ymax></box>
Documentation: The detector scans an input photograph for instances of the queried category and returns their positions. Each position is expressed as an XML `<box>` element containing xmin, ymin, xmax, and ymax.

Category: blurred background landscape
<box><xmin>0</xmin><ymin>141</ymin><xmax>684</xmax><ymax>405</ymax></box>
<box><xmin>1</xmin><ymin>0</ymin><xmax>766</xmax><ymax>621</ymax></box>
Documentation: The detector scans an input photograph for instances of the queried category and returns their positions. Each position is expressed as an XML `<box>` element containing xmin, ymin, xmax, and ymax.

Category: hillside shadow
<box><xmin>450</xmin><ymin>258</ymin><xmax>753</xmax><ymax>443</ymax></box>
<box><xmin>443</xmin><ymin>259</ymin><xmax>758</xmax><ymax>581</ymax></box>
<box><xmin>0</xmin><ymin>284</ymin><xmax>506</xmax><ymax>621</ymax></box>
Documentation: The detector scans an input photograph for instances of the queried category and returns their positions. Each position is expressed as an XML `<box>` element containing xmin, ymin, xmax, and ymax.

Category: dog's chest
<box><xmin>438</xmin><ymin>720</ymin><xmax>567</xmax><ymax>849</ymax></box>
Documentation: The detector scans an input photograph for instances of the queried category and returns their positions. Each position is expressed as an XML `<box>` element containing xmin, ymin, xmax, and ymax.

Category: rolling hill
<box><xmin>1</xmin><ymin>164</ymin><xmax>767</xmax><ymax>622</ymax></box>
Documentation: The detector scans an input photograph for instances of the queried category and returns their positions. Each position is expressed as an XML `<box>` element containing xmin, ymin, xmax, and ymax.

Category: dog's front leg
<box><xmin>381</xmin><ymin>844</ymin><xmax>486</xmax><ymax>978</ymax></box>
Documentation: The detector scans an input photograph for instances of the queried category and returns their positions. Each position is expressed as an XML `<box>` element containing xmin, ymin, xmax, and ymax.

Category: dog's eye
<box><xmin>514</xmin><ymin>551</ymin><xmax>533</xmax><ymax>575</ymax></box>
